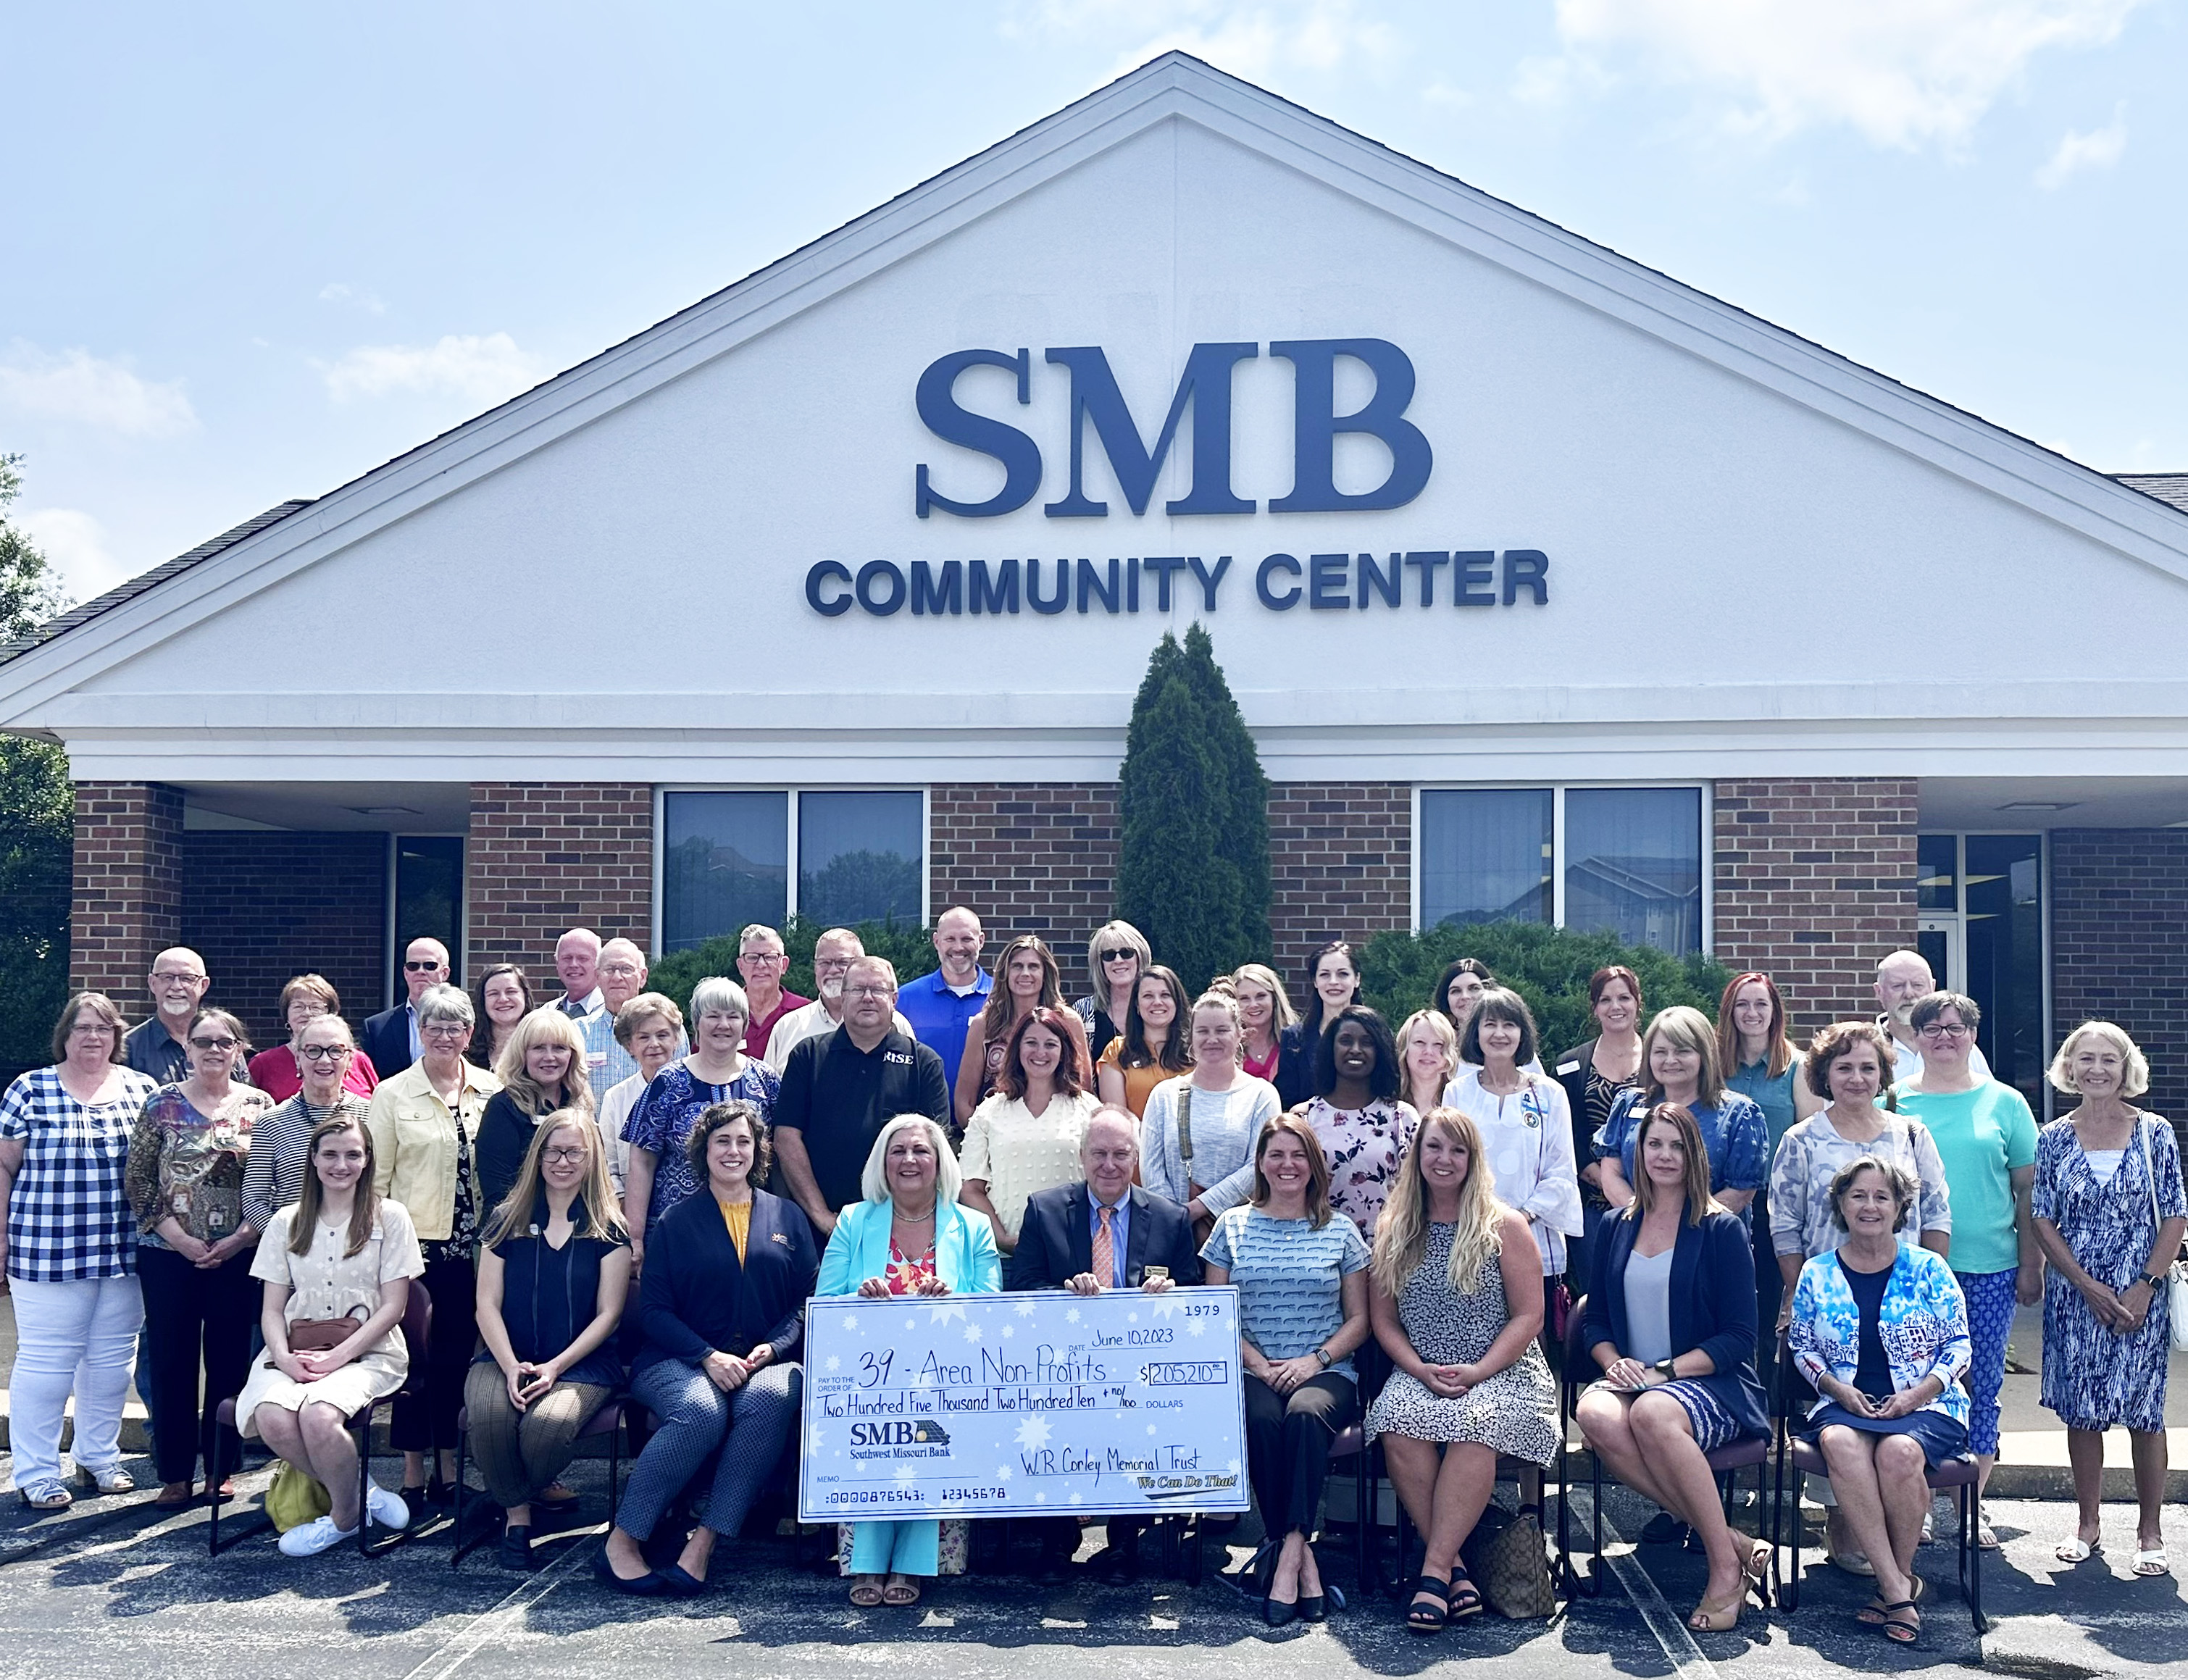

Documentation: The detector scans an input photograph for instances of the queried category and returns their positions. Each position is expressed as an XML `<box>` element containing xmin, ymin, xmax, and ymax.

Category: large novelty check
<box><xmin>798</xmin><ymin>1286</ymin><xmax>1250</xmax><ymax>1522</ymax></box>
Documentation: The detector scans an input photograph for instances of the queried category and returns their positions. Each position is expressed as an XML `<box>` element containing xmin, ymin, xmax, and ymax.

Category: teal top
<box><xmin>1890</xmin><ymin>1080</ymin><xmax>2039</xmax><ymax>1275</ymax></box>
<box><xmin>1727</xmin><ymin>1056</ymin><xmax>1803</xmax><ymax>1158</ymax></box>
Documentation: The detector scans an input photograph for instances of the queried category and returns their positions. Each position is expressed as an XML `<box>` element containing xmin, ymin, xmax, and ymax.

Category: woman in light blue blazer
<box><xmin>815</xmin><ymin>1113</ymin><xmax>1001</xmax><ymax>1608</ymax></box>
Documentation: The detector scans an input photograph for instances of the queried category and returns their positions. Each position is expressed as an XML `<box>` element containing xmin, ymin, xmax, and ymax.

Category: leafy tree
<box><xmin>1357</xmin><ymin>919</ymin><xmax>1734</xmax><ymax>1058</ymax></box>
<box><xmin>647</xmin><ymin>914</ymin><xmax>938</xmax><ymax>1027</ymax></box>
<box><xmin>0</xmin><ymin>454</ymin><xmax>73</xmax><ymax>1068</ymax></box>
<box><xmin>1116</xmin><ymin>625</ymin><xmax>1271</xmax><ymax>992</ymax></box>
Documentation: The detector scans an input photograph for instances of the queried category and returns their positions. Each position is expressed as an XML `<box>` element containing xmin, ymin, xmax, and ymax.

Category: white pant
<box><xmin>9</xmin><ymin>1275</ymin><xmax>145</xmax><ymax>1491</ymax></box>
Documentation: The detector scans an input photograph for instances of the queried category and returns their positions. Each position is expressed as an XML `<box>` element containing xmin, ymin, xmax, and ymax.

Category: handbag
<box><xmin>1176</xmin><ymin>1085</ymin><xmax>1214</xmax><ymax>1246</ymax></box>
<box><xmin>2138</xmin><ymin>1121</ymin><xmax>2188</xmax><ymax>1353</ymax></box>
<box><xmin>288</xmin><ymin>1311</ymin><xmax>364</xmax><ymax>1354</ymax></box>
<box><xmin>264</xmin><ymin>1461</ymin><xmax>332</xmax><ymax>1532</ymax></box>
<box><xmin>1458</xmin><ymin>1501</ymin><xmax>1556</xmax><ymax>1618</ymax></box>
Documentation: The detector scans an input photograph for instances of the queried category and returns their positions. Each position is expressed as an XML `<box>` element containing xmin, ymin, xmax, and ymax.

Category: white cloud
<box><xmin>2034</xmin><ymin>104</ymin><xmax>2126</xmax><ymax>188</ymax></box>
<box><xmin>317</xmin><ymin>333</ymin><xmax>550</xmax><ymax>406</ymax></box>
<box><xmin>1006</xmin><ymin>0</ymin><xmax>1396</xmax><ymax>80</ymax></box>
<box><xmin>0</xmin><ymin>343</ymin><xmax>198</xmax><ymax>438</ymax></box>
<box><xmin>19</xmin><ymin>507</ymin><xmax>135</xmax><ymax>601</ymax></box>
<box><xmin>317</xmin><ymin>282</ymin><xmax>387</xmax><ymax>314</ymax></box>
<box><xmin>1548</xmin><ymin>0</ymin><xmax>2144</xmax><ymax>150</ymax></box>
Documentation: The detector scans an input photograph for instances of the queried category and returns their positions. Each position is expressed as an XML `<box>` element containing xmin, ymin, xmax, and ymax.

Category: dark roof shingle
<box><xmin>2113</xmin><ymin>474</ymin><xmax>2188</xmax><ymax>514</ymax></box>
<box><xmin>0</xmin><ymin>498</ymin><xmax>314</xmax><ymax>668</ymax></box>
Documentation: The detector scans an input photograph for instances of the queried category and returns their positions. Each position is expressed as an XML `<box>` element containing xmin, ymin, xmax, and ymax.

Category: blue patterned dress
<box><xmin>2032</xmin><ymin>1116</ymin><xmax>2187</xmax><ymax>1434</ymax></box>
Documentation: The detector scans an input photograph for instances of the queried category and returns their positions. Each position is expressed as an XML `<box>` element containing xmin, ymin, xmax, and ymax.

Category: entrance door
<box><xmin>1915</xmin><ymin>833</ymin><xmax>2045</xmax><ymax>1114</ymax></box>
<box><xmin>390</xmin><ymin>836</ymin><xmax>464</xmax><ymax>1004</ymax></box>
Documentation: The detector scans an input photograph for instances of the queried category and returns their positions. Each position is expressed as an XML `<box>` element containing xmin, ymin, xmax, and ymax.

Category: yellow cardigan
<box><xmin>364</xmin><ymin>1058</ymin><xmax>501</xmax><ymax>1242</ymax></box>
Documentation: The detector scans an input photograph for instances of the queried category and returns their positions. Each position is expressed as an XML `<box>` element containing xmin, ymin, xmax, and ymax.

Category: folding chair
<box><xmin>1769</xmin><ymin>1334</ymin><xmax>1981</xmax><ymax>1635</ymax></box>
<box><xmin>450</xmin><ymin>1390</ymin><xmax>627</xmax><ymax>1568</ymax></box>
<box><xmin>1554</xmin><ymin>1292</ymin><xmax>1773</xmax><ymax>1598</ymax></box>
<box><xmin>207</xmin><ymin>1282</ymin><xmax>433</xmax><ymax>1557</ymax></box>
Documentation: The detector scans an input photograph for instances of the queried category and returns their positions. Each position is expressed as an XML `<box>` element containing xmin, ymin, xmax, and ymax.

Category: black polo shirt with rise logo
<box><xmin>773</xmin><ymin>1026</ymin><xmax>950</xmax><ymax>1211</ymax></box>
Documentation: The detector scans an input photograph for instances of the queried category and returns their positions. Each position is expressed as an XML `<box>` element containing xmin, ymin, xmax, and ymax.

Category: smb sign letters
<box><xmin>802</xmin><ymin>338</ymin><xmax>1553</xmax><ymax>619</ymax></box>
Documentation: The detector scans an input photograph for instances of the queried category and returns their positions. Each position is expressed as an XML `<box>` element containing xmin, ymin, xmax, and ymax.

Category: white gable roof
<box><xmin>5</xmin><ymin>52</ymin><xmax>2187</xmax><ymax>787</ymax></box>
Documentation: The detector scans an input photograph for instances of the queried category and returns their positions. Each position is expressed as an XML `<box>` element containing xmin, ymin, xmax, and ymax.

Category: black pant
<box><xmin>1243</xmin><ymin>1371</ymin><xmax>1357</xmax><ymax>1541</ymax></box>
<box><xmin>392</xmin><ymin>1253</ymin><xmax>475</xmax><ymax>1458</ymax></box>
<box><xmin>138</xmin><ymin>1245</ymin><xmax>257</xmax><ymax>1485</ymax></box>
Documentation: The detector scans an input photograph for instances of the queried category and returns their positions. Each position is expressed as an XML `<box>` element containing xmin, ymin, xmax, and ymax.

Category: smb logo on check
<box><xmin>851</xmin><ymin>1420</ymin><xmax>953</xmax><ymax>1448</ymax></box>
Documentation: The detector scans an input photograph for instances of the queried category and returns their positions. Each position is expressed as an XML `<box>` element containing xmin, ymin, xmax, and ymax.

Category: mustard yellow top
<box><xmin>717</xmin><ymin>1196</ymin><xmax>751</xmax><ymax>1261</ymax></box>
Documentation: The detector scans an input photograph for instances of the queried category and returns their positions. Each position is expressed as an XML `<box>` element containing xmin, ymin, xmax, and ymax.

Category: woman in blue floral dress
<box><xmin>2032</xmin><ymin>1021</ymin><xmax>2187</xmax><ymax>1577</ymax></box>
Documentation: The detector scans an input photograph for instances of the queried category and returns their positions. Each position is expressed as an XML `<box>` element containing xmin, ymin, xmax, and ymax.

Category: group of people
<box><xmin>1</xmin><ymin>919</ymin><xmax>2180</xmax><ymax>1644</ymax></box>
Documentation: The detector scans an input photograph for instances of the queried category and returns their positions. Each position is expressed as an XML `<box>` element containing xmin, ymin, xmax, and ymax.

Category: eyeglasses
<box><xmin>404</xmin><ymin>959</ymin><xmax>444</xmax><ymax>973</ymax></box>
<box><xmin>420</xmin><ymin>1022</ymin><xmax>469</xmax><ymax>1038</ymax></box>
<box><xmin>738</xmin><ymin>951</ymin><xmax>785</xmax><ymax>964</ymax></box>
<box><xmin>152</xmin><ymin>971</ymin><xmax>204</xmax><ymax>985</ymax></box>
<box><xmin>190</xmin><ymin>1036</ymin><xmax>238</xmax><ymax>1052</ymax></box>
<box><xmin>298</xmin><ymin>1045</ymin><xmax>349</xmax><ymax>1062</ymax></box>
<box><xmin>540</xmin><ymin>1147</ymin><xmax>589</xmax><ymax>1164</ymax></box>
<box><xmin>599</xmin><ymin>963</ymin><xmax>641</xmax><ymax>977</ymax></box>
<box><xmin>1918</xmin><ymin>1022</ymin><xmax>1972</xmax><ymax>1040</ymax></box>
<box><xmin>843</xmin><ymin>985</ymin><xmax>893</xmax><ymax>1000</ymax></box>
<box><xmin>814</xmin><ymin>957</ymin><xmax>856</xmax><ymax>973</ymax></box>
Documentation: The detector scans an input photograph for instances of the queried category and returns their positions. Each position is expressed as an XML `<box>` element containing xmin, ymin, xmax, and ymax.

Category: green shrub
<box><xmin>1357</xmin><ymin>920</ymin><xmax>1734</xmax><ymax>1058</ymax></box>
<box><xmin>647</xmin><ymin>914</ymin><xmax>938</xmax><ymax>1024</ymax></box>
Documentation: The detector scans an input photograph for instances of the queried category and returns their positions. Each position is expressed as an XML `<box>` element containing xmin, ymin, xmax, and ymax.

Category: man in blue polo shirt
<box><xmin>896</xmin><ymin>906</ymin><xmax>990</xmax><ymax>1092</ymax></box>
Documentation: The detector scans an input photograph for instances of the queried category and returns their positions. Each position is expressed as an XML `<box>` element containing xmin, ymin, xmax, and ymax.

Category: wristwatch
<box><xmin>1653</xmin><ymin>1358</ymin><xmax>1677</xmax><ymax>1382</ymax></box>
<box><xmin>1314</xmin><ymin>1347</ymin><xmax>1335</xmax><ymax>1369</ymax></box>
<box><xmin>2140</xmin><ymin>1272</ymin><xmax>2166</xmax><ymax>1292</ymax></box>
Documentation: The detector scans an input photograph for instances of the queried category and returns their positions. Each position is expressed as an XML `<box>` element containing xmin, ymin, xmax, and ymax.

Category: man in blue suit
<box><xmin>1011</xmin><ymin>1106</ymin><xmax>1203</xmax><ymax>1580</ymax></box>
<box><xmin>359</xmin><ymin>936</ymin><xmax>450</xmax><ymax>1076</ymax></box>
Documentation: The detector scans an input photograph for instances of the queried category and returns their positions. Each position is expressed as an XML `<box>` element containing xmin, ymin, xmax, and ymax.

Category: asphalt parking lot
<box><xmin>1</xmin><ymin>1449</ymin><xmax>2182</xmax><ymax>1680</ymax></box>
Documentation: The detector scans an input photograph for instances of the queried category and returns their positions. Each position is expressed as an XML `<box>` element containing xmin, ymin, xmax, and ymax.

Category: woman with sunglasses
<box><xmin>1072</xmin><ymin>922</ymin><xmax>1151</xmax><ymax>1069</ymax></box>
<box><xmin>124</xmin><ymin>1007</ymin><xmax>274</xmax><ymax>1508</ymax></box>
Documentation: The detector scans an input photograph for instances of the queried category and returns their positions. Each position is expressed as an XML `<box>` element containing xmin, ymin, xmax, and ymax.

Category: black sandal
<box><xmin>1879</xmin><ymin>1599</ymin><xmax>1921</xmax><ymax>1645</ymax></box>
<box><xmin>1406</xmin><ymin>1574</ymin><xmax>1451</xmax><ymax>1634</ymax></box>
<box><xmin>1447</xmin><ymin>1563</ymin><xmax>1485</xmax><ymax>1618</ymax></box>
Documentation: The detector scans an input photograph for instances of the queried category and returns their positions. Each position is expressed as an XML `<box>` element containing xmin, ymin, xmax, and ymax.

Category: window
<box><xmin>1417</xmin><ymin>785</ymin><xmax>1708</xmax><ymax>955</ymax></box>
<box><xmin>660</xmin><ymin>790</ymin><xmax>924</xmax><ymax>952</ymax></box>
<box><xmin>1565</xmin><ymin>787</ymin><xmax>1703</xmax><ymax>953</ymax></box>
<box><xmin>390</xmin><ymin>837</ymin><xmax>464</xmax><ymax>1007</ymax></box>
<box><xmin>1419</xmin><ymin>790</ymin><xmax>1552</xmax><ymax>928</ymax></box>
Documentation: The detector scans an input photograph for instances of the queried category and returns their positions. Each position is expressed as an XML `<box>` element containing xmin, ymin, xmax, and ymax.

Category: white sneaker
<box><xmin>1921</xmin><ymin>1511</ymin><xmax>1935</xmax><ymax>1544</ymax></box>
<box><xmin>366</xmin><ymin>1483</ymin><xmax>409</xmax><ymax>1531</ymax></box>
<box><xmin>278</xmin><ymin>1515</ymin><xmax>361</xmax><ymax>1558</ymax></box>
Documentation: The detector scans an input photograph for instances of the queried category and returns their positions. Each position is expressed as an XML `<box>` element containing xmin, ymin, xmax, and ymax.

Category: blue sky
<box><xmin>4</xmin><ymin>1</ymin><xmax>2180</xmax><ymax>603</ymax></box>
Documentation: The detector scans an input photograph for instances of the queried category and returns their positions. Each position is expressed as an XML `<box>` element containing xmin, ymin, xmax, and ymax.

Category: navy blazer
<box><xmin>1009</xmin><ymin>1183</ymin><xmax>1204</xmax><ymax>1292</ymax></box>
<box><xmin>1274</xmin><ymin>1021</ymin><xmax>1317</xmax><ymax>1111</ymax></box>
<box><xmin>359</xmin><ymin>1003</ymin><xmax>417</xmax><ymax>1079</ymax></box>
<box><xmin>634</xmin><ymin>1187</ymin><xmax>819</xmax><ymax>1376</ymax></box>
<box><xmin>1583</xmin><ymin>1205</ymin><xmax>1769</xmax><ymax>1442</ymax></box>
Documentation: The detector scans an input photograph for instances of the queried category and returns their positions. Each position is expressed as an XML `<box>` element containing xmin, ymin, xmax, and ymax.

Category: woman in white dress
<box><xmin>235</xmin><ymin>1113</ymin><xmax>424</xmax><ymax>1556</ymax></box>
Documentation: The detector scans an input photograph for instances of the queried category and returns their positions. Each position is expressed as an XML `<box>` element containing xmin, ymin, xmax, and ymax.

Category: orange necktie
<box><xmin>1093</xmin><ymin>1203</ymin><xmax>1116</xmax><ymax>1288</ymax></box>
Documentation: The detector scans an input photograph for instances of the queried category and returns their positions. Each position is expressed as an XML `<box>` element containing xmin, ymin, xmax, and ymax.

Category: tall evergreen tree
<box><xmin>0</xmin><ymin>454</ymin><xmax>74</xmax><ymax>1067</ymax></box>
<box><xmin>1116</xmin><ymin>625</ymin><xmax>1271</xmax><ymax>991</ymax></box>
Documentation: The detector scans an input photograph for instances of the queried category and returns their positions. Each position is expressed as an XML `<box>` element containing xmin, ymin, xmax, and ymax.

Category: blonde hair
<box><xmin>1640</xmin><ymin>1006</ymin><xmax>1726</xmax><ymax>1110</ymax></box>
<box><xmin>1394</xmin><ymin>1009</ymin><xmax>1458</xmax><ymax>1110</ymax></box>
<box><xmin>1229</xmin><ymin>963</ymin><xmax>1299</xmax><ymax>1032</ymax></box>
<box><xmin>1371</xmin><ymin>1107</ymin><xmax>1506</xmax><ymax>1300</ymax></box>
<box><xmin>483</xmin><ymin>1112</ymin><xmax>628</xmax><ymax>1248</ymax></box>
<box><xmin>2049</xmin><ymin>1020</ymin><xmax>2151</xmax><ymax>1100</ymax></box>
<box><xmin>1189</xmin><ymin>990</ymin><xmax>1245</xmax><ymax>1064</ymax></box>
<box><xmin>493</xmin><ymin>1007</ymin><xmax>595</xmax><ymax>1119</ymax></box>
<box><xmin>1084</xmin><ymin>921</ymin><xmax>1151</xmax><ymax>998</ymax></box>
<box><xmin>858</xmin><ymin>1114</ymin><xmax>962</xmax><ymax>1205</ymax></box>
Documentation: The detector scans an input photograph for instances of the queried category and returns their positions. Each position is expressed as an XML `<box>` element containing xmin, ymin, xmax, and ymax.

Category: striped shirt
<box><xmin>241</xmin><ymin>1091</ymin><xmax>373</xmax><ymax>1233</ymax></box>
<box><xmin>1200</xmin><ymin>1205</ymin><xmax>1371</xmax><ymax>1377</ymax></box>
<box><xmin>0</xmin><ymin>1065</ymin><xmax>159</xmax><ymax>1282</ymax></box>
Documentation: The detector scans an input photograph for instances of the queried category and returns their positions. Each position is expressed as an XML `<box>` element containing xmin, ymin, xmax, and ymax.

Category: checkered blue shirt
<box><xmin>1</xmin><ymin>1066</ymin><xmax>159</xmax><ymax>1282</ymax></box>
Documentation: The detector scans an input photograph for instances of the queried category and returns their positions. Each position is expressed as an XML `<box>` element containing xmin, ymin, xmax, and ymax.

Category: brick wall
<box><xmin>929</xmin><ymin>783</ymin><xmax>1121</xmax><ymax>962</ymax></box>
<box><xmin>1711</xmin><ymin>778</ymin><xmax>1918</xmax><ymax>1035</ymax></box>
<box><xmin>180</xmin><ymin>833</ymin><xmax>388</xmax><ymax>1048</ymax></box>
<box><xmin>2051</xmin><ymin>829</ymin><xmax>2188</xmax><ymax>1129</ymax></box>
<box><xmin>467</xmin><ymin>783</ymin><xmax>654</xmax><ymax>985</ymax></box>
<box><xmin>70</xmin><ymin>781</ymin><xmax>184</xmax><ymax>1021</ymax></box>
<box><xmin>1267</xmin><ymin>782</ymin><xmax>1413</xmax><ymax>978</ymax></box>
